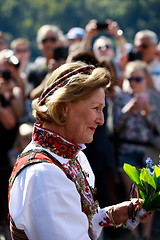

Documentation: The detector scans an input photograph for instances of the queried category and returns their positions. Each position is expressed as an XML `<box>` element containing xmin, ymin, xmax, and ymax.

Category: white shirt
<box><xmin>9</xmin><ymin>141</ymin><xmax>108</xmax><ymax>240</ymax></box>
<box><xmin>148</xmin><ymin>58</ymin><xmax>160</xmax><ymax>92</ymax></box>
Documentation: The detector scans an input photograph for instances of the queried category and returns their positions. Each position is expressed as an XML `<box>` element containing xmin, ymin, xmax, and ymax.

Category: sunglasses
<box><xmin>42</xmin><ymin>37</ymin><xmax>57</xmax><ymax>44</ymax></box>
<box><xmin>138</xmin><ymin>43</ymin><xmax>151</xmax><ymax>49</ymax></box>
<box><xmin>15</xmin><ymin>48</ymin><xmax>29</xmax><ymax>53</ymax></box>
<box><xmin>98</xmin><ymin>44</ymin><xmax>112</xmax><ymax>50</ymax></box>
<box><xmin>128</xmin><ymin>77</ymin><xmax>144</xmax><ymax>82</ymax></box>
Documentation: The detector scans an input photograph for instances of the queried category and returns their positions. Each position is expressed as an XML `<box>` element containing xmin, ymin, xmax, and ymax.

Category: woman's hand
<box><xmin>107</xmin><ymin>198</ymin><xmax>153</xmax><ymax>230</ymax></box>
<box><xmin>111</xmin><ymin>198</ymin><xmax>143</xmax><ymax>226</ymax></box>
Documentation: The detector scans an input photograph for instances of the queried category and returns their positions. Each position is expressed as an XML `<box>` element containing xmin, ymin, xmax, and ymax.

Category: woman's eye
<box><xmin>94</xmin><ymin>107</ymin><xmax>99</xmax><ymax>111</ymax></box>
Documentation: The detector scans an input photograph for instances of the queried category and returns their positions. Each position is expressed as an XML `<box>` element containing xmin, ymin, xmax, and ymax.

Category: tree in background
<box><xmin>0</xmin><ymin>0</ymin><xmax>160</xmax><ymax>59</ymax></box>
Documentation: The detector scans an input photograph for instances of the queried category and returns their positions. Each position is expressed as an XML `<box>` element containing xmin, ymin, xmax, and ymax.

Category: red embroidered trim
<box><xmin>63</xmin><ymin>159</ymin><xmax>94</xmax><ymax>206</ymax></box>
<box><xmin>39</xmin><ymin>65</ymin><xmax>95</xmax><ymax>106</ymax></box>
<box><xmin>33</xmin><ymin>123</ymin><xmax>82</xmax><ymax>158</ymax></box>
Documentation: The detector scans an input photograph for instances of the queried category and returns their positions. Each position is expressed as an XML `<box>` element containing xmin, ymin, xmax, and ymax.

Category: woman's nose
<box><xmin>97</xmin><ymin>112</ymin><xmax>104</xmax><ymax>126</ymax></box>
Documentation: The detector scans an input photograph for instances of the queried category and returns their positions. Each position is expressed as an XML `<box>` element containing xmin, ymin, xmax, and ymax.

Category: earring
<box><xmin>61</xmin><ymin>115</ymin><xmax>66</xmax><ymax>122</ymax></box>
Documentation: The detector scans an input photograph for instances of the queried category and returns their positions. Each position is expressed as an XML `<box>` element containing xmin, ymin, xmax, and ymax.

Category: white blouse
<box><xmin>9</xmin><ymin>141</ymin><xmax>109</xmax><ymax>240</ymax></box>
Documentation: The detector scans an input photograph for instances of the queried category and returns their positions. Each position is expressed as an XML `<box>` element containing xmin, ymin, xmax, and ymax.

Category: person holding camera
<box><xmin>80</xmin><ymin>19</ymin><xmax>124</xmax><ymax>52</ymax></box>
<box><xmin>0</xmin><ymin>49</ymin><xmax>24</xmax><ymax>115</ymax></box>
<box><xmin>0</xmin><ymin>49</ymin><xmax>24</xmax><ymax>238</ymax></box>
<box><xmin>112</xmin><ymin>60</ymin><xmax>160</xmax><ymax>240</ymax></box>
<box><xmin>10</xmin><ymin>38</ymin><xmax>32</xmax><ymax>77</ymax></box>
<box><xmin>0</xmin><ymin>49</ymin><xmax>25</xmax><ymax>96</ymax></box>
<box><xmin>79</xmin><ymin>19</ymin><xmax>126</xmax><ymax>83</ymax></box>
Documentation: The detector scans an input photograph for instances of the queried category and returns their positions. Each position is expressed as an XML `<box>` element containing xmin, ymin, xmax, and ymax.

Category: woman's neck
<box><xmin>42</xmin><ymin>121</ymin><xmax>69</xmax><ymax>142</ymax></box>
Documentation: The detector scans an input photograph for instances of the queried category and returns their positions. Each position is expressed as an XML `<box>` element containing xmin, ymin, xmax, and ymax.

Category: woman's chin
<box><xmin>84</xmin><ymin>136</ymin><xmax>94</xmax><ymax>144</ymax></box>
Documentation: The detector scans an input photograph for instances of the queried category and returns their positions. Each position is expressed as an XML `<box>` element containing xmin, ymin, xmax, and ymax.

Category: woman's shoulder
<box><xmin>11</xmin><ymin>160</ymin><xmax>70</xmax><ymax>198</ymax></box>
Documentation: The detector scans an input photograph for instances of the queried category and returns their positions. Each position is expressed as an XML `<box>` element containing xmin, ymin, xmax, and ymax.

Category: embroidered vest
<box><xmin>8</xmin><ymin>149</ymin><xmax>98</xmax><ymax>239</ymax></box>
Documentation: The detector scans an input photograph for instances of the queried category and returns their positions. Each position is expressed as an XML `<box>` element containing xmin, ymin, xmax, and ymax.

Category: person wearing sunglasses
<box><xmin>27</xmin><ymin>25</ymin><xmax>67</xmax><ymax>97</ymax></box>
<box><xmin>112</xmin><ymin>60</ymin><xmax>160</xmax><ymax>240</ymax></box>
<box><xmin>134</xmin><ymin>30</ymin><xmax>160</xmax><ymax>93</ymax></box>
<box><xmin>78</xmin><ymin>19</ymin><xmax>126</xmax><ymax>84</ymax></box>
<box><xmin>93</xmin><ymin>36</ymin><xmax>115</xmax><ymax>61</ymax></box>
<box><xmin>25</xmin><ymin>25</ymin><xmax>68</xmax><ymax>120</ymax></box>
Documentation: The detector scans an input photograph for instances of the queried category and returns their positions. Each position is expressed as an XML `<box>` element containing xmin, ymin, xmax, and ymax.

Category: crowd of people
<box><xmin>0</xmin><ymin>19</ymin><xmax>160</xmax><ymax>240</ymax></box>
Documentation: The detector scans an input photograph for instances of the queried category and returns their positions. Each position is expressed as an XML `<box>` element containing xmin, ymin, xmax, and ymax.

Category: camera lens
<box><xmin>5</xmin><ymin>50</ymin><xmax>20</xmax><ymax>68</ymax></box>
<box><xmin>8</xmin><ymin>55</ymin><xmax>20</xmax><ymax>68</ymax></box>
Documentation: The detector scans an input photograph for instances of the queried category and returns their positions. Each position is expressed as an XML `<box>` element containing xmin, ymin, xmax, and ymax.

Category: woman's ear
<box><xmin>61</xmin><ymin>102</ymin><xmax>70</xmax><ymax>122</ymax></box>
<box><xmin>62</xmin><ymin>102</ymin><xmax>68</xmax><ymax>116</ymax></box>
<box><xmin>59</xmin><ymin>103</ymin><xmax>68</xmax><ymax>124</ymax></box>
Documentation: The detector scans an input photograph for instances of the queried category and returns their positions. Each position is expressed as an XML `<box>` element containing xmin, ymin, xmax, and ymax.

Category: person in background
<box><xmin>80</xmin><ymin>19</ymin><xmax>126</xmax><ymax>83</ymax></box>
<box><xmin>28</xmin><ymin>24</ymin><xmax>67</xmax><ymax>100</ymax></box>
<box><xmin>155</xmin><ymin>41</ymin><xmax>160</xmax><ymax>62</ymax></box>
<box><xmin>23</xmin><ymin>25</ymin><xmax>67</xmax><ymax>123</ymax></box>
<box><xmin>133</xmin><ymin>30</ymin><xmax>160</xmax><ymax>93</ymax></box>
<box><xmin>0</xmin><ymin>49</ymin><xmax>25</xmax><ymax>99</ymax></box>
<box><xmin>66</xmin><ymin>27</ymin><xmax>85</xmax><ymax>57</ymax></box>
<box><xmin>8</xmin><ymin>123</ymin><xmax>33</xmax><ymax>167</ymax></box>
<box><xmin>27</xmin><ymin>24</ymin><xmax>67</xmax><ymax>95</ymax></box>
<box><xmin>93</xmin><ymin>36</ymin><xmax>115</xmax><ymax>61</ymax></box>
<box><xmin>10</xmin><ymin>38</ymin><xmax>31</xmax><ymax>77</ymax></box>
<box><xmin>113</xmin><ymin>60</ymin><xmax>159</xmax><ymax>240</ymax></box>
<box><xmin>0</xmin><ymin>49</ymin><xmax>24</xmax><ymax>240</ymax></box>
<box><xmin>0</xmin><ymin>31</ymin><xmax>8</xmax><ymax>51</ymax></box>
<box><xmin>8</xmin><ymin>61</ymin><xmax>151</xmax><ymax>240</ymax></box>
<box><xmin>66</xmin><ymin>27</ymin><xmax>85</xmax><ymax>45</ymax></box>
<box><xmin>10</xmin><ymin>38</ymin><xmax>36</xmax><ymax>124</ymax></box>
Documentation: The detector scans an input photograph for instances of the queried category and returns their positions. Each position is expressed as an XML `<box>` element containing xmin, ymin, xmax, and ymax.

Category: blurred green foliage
<box><xmin>1</xmin><ymin>0</ymin><xmax>160</xmax><ymax>59</ymax></box>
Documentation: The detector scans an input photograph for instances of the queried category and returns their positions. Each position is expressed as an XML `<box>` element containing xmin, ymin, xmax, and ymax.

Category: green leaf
<box><xmin>154</xmin><ymin>165</ymin><xmax>160</xmax><ymax>190</ymax></box>
<box><xmin>123</xmin><ymin>163</ymin><xmax>141</xmax><ymax>185</ymax></box>
<box><xmin>140</xmin><ymin>169</ymin><xmax>156</xmax><ymax>190</ymax></box>
<box><xmin>143</xmin><ymin>191</ymin><xmax>160</xmax><ymax>211</ymax></box>
<box><xmin>139</xmin><ymin>189</ymin><xmax>145</xmax><ymax>200</ymax></box>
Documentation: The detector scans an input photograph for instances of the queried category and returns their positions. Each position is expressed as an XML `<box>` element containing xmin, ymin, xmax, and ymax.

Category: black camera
<box><xmin>96</xmin><ymin>22</ymin><xmax>109</xmax><ymax>30</ymax></box>
<box><xmin>128</xmin><ymin>50</ymin><xmax>142</xmax><ymax>62</ymax></box>
<box><xmin>1</xmin><ymin>69</ymin><xmax>12</xmax><ymax>81</ymax></box>
<box><xmin>53</xmin><ymin>46</ymin><xmax>68</xmax><ymax>61</ymax></box>
<box><xmin>5</xmin><ymin>50</ymin><xmax>20</xmax><ymax>68</ymax></box>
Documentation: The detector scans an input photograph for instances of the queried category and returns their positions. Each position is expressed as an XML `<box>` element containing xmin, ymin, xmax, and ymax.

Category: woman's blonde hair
<box><xmin>32</xmin><ymin>61</ymin><xmax>112</xmax><ymax>125</ymax></box>
<box><xmin>124</xmin><ymin>60</ymin><xmax>149</xmax><ymax>78</ymax></box>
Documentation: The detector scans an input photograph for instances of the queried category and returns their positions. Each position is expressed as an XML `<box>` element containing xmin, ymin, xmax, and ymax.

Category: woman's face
<box><xmin>93</xmin><ymin>38</ymin><xmax>115</xmax><ymax>60</ymax></box>
<box><xmin>127</xmin><ymin>69</ymin><xmax>146</xmax><ymax>93</ymax></box>
<box><xmin>64</xmin><ymin>88</ymin><xmax>105</xmax><ymax>144</ymax></box>
<box><xmin>39</xmin><ymin>30</ymin><xmax>61</xmax><ymax>60</ymax></box>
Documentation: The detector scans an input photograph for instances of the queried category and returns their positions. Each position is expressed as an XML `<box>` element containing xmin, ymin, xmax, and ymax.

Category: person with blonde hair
<box><xmin>0</xmin><ymin>31</ymin><xmax>8</xmax><ymax>51</ymax></box>
<box><xmin>9</xmin><ymin>61</ymin><xmax>151</xmax><ymax>240</ymax></box>
<box><xmin>10</xmin><ymin>38</ymin><xmax>31</xmax><ymax>75</ymax></box>
<box><xmin>113</xmin><ymin>60</ymin><xmax>160</xmax><ymax>240</ymax></box>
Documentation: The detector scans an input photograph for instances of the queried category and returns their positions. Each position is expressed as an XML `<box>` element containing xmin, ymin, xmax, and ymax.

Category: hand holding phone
<box><xmin>128</xmin><ymin>50</ymin><xmax>142</xmax><ymax>62</ymax></box>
